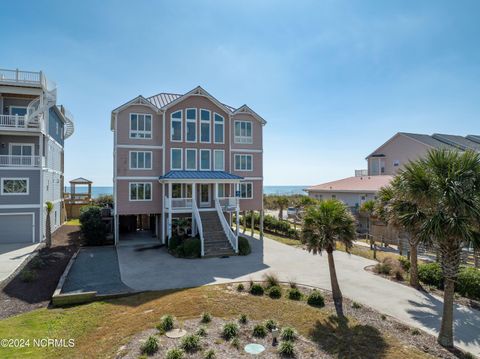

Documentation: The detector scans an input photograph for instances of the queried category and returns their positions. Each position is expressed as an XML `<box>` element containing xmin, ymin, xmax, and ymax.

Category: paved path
<box><xmin>117</xmin><ymin>235</ymin><xmax>480</xmax><ymax>355</ymax></box>
<box><xmin>0</xmin><ymin>243</ymin><xmax>40</xmax><ymax>284</ymax></box>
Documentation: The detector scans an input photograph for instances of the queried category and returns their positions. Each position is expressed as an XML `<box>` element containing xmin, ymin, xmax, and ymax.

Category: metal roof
<box><xmin>399</xmin><ymin>133</ymin><xmax>458</xmax><ymax>150</ymax></box>
<box><xmin>432</xmin><ymin>133</ymin><xmax>480</xmax><ymax>151</ymax></box>
<box><xmin>159</xmin><ymin>171</ymin><xmax>243</xmax><ymax>180</ymax></box>
<box><xmin>146</xmin><ymin>92</ymin><xmax>236</xmax><ymax>112</ymax></box>
<box><xmin>306</xmin><ymin>175</ymin><xmax>393</xmax><ymax>193</ymax></box>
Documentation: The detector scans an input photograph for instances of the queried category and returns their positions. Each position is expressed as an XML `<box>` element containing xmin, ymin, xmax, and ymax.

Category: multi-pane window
<box><xmin>234</xmin><ymin>154</ymin><xmax>253</xmax><ymax>171</ymax></box>
<box><xmin>186</xmin><ymin>109</ymin><xmax>197</xmax><ymax>142</ymax></box>
<box><xmin>234</xmin><ymin>120</ymin><xmax>252</xmax><ymax>144</ymax></box>
<box><xmin>130</xmin><ymin>113</ymin><xmax>152</xmax><ymax>139</ymax></box>
<box><xmin>214</xmin><ymin>113</ymin><xmax>224</xmax><ymax>143</ymax></box>
<box><xmin>200</xmin><ymin>149</ymin><xmax>211</xmax><ymax>170</ymax></box>
<box><xmin>200</xmin><ymin>109</ymin><xmax>211</xmax><ymax>143</ymax></box>
<box><xmin>239</xmin><ymin>182</ymin><xmax>253</xmax><ymax>199</ymax></box>
<box><xmin>171</xmin><ymin>148</ymin><xmax>182</xmax><ymax>170</ymax></box>
<box><xmin>213</xmin><ymin>150</ymin><xmax>224</xmax><ymax>171</ymax></box>
<box><xmin>130</xmin><ymin>151</ymin><xmax>152</xmax><ymax>169</ymax></box>
<box><xmin>185</xmin><ymin>149</ymin><xmax>197</xmax><ymax>170</ymax></box>
<box><xmin>129</xmin><ymin>182</ymin><xmax>152</xmax><ymax>201</ymax></box>
<box><xmin>171</xmin><ymin>111</ymin><xmax>182</xmax><ymax>141</ymax></box>
<box><xmin>1</xmin><ymin>178</ymin><xmax>29</xmax><ymax>195</ymax></box>
<box><xmin>9</xmin><ymin>106</ymin><xmax>27</xmax><ymax>116</ymax></box>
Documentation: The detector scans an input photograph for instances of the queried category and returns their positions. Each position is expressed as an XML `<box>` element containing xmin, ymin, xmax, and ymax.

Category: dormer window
<box><xmin>234</xmin><ymin>120</ymin><xmax>252</xmax><ymax>144</ymax></box>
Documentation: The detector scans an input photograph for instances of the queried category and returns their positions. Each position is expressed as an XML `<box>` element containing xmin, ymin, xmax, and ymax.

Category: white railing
<box><xmin>192</xmin><ymin>199</ymin><xmax>205</xmax><ymax>257</ymax></box>
<box><xmin>0</xmin><ymin>115</ymin><xmax>29</xmax><ymax>128</ymax></box>
<box><xmin>215</xmin><ymin>198</ymin><xmax>238</xmax><ymax>253</ymax></box>
<box><xmin>0</xmin><ymin>69</ymin><xmax>54</xmax><ymax>90</ymax></box>
<box><xmin>218</xmin><ymin>197</ymin><xmax>238</xmax><ymax>210</ymax></box>
<box><xmin>0</xmin><ymin>155</ymin><xmax>41</xmax><ymax>167</ymax></box>
<box><xmin>355</xmin><ymin>169</ymin><xmax>368</xmax><ymax>177</ymax></box>
<box><xmin>170</xmin><ymin>198</ymin><xmax>193</xmax><ymax>209</ymax></box>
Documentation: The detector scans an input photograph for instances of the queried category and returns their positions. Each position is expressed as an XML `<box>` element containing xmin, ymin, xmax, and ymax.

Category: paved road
<box><xmin>0</xmin><ymin>243</ymin><xmax>40</xmax><ymax>284</ymax></box>
<box><xmin>117</xmin><ymin>235</ymin><xmax>480</xmax><ymax>356</ymax></box>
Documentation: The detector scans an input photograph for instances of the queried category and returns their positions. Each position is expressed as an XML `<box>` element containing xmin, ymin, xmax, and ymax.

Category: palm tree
<box><xmin>275</xmin><ymin>196</ymin><xmax>290</xmax><ymax>220</ymax></box>
<box><xmin>45</xmin><ymin>201</ymin><xmax>54</xmax><ymax>248</ymax></box>
<box><xmin>359</xmin><ymin>200</ymin><xmax>376</xmax><ymax>250</ymax></box>
<box><xmin>301</xmin><ymin>199</ymin><xmax>356</xmax><ymax>318</ymax></box>
<box><xmin>396</xmin><ymin>149</ymin><xmax>480</xmax><ymax>347</ymax></box>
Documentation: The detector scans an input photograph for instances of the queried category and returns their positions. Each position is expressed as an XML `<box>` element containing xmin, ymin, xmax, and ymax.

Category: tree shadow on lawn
<box><xmin>310</xmin><ymin>315</ymin><xmax>388</xmax><ymax>359</ymax></box>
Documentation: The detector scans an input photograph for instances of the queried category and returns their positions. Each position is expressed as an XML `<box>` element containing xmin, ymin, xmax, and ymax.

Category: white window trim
<box><xmin>9</xmin><ymin>143</ymin><xmax>35</xmax><ymax>156</ymax></box>
<box><xmin>8</xmin><ymin>106</ymin><xmax>27</xmax><ymax>115</ymax></box>
<box><xmin>170</xmin><ymin>110</ymin><xmax>183</xmax><ymax>142</ymax></box>
<box><xmin>217</xmin><ymin>183</ymin><xmax>226</xmax><ymax>198</ymax></box>
<box><xmin>185</xmin><ymin>108</ymin><xmax>197</xmax><ymax>143</ymax></box>
<box><xmin>129</xmin><ymin>151</ymin><xmax>153</xmax><ymax>170</ymax></box>
<box><xmin>200</xmin><ymin>109</ymin><xmax>211</xmax><ymax>144</ymax></box>
<box><xmin>185</xmin><ymin>148</ymin><xmax>197</xmax><ymax>170</ymax></box>
<box><xmin>129</xmin><ymin>182</ymin><xmax>153</xmax><ymax>201</ymax></box>
<box><xmin>1</xmin><ymin>177</ymin><xmax>30</xmax><ymax>196</ymax></box>
<box><xmin>199</xmin><ymin>149</ymin><xmax>211</xmax><ymax>171</ymax></box>
<box><xmin>239</xmin><ymin>182</ymin><xmax>253</xmax><ymax>199</ymax></box>
<box><xmin>129</xmin><ymin>113</ymin><xmax>153</xmax><ymax>139</ymax></box>
<box><xmin>213</xmin><ymin>112</ymin><xmax>225</xmax><ymax>144</ymax></box>
<box><xmin>170</xmin><ymin>148</ymin><xmax>183</xmax><ymax>170</ymax></box>
<box><xmin>234</xmin><ymin>120</ymin><xmax>253</xmax><ymax>144</ymax></box>
<box><xmin>213</xmin><ymin>149</ymin><xmax>225</xmax><ymax>171</ymax></box>
<box><xmin>234</xmin><ymin>154</ymin><xmax>253</xmax><ymax>171</ymax></box>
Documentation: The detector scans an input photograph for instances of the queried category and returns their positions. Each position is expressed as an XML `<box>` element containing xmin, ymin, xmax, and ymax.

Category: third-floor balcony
<box><xmin>0</xmin><ymin>155</ymin><xmax>41</xmax><ymax>168</ymax></box>
<box><xmin>0</xmin><ymin>114</ymin><xmax>40</xmax><ymax>130</ymax></box>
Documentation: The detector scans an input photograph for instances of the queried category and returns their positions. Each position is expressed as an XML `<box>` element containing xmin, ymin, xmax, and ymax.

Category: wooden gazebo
<box><xmin>64</xmin><ymin>177</ymin><xmax>93</xmax><ymax>219</ymax></box>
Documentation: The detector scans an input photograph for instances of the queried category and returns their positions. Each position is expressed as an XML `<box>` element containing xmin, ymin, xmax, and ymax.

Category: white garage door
<box><xmin>0</xmin><ymin>214</ymin><xmax>34</xmax><ymax>243</ymax></box>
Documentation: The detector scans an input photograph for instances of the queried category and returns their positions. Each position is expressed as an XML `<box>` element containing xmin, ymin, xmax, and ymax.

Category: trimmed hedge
<box><xmin>418</xmin><ymin>262</ymin><xmax>444</xmax><ymax>289</ymax></box>
<box><xmin>238</xmin><ymin>236</ymin><xmax>251</xmax><ymax>255</ymax></box>
<box><xmin>169</xmin><ymin>237</ymin><xmax>201</xmax><ymax>258</ymax></box>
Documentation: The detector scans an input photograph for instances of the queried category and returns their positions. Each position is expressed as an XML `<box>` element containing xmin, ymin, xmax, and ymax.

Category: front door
<box><xmin>200</xmin><ymin>184</ymin><xmax>210</xmax><ymax>207</ymax></box>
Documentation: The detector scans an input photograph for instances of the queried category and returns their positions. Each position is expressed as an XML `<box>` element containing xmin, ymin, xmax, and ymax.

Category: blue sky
<box><xmin>1</xmin><ymin>0</ymin><xmax>479</xmax><ymax>186</ymax></box>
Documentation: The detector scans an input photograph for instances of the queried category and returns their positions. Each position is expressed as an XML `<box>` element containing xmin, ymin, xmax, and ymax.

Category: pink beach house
<box><xmin>111</xmin><ymin>87</ymin><xmax>266</xmax><ymax>256</ymax></box>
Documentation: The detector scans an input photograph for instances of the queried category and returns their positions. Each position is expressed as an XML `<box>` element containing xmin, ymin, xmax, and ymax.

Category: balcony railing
<box><xmin>355</xmin><ymin>169</ymin><xmax>368</xmax><ymax>177</ymax></box>
<box><xmin>165</xmin><ymin>197</ymin><xmax>193</xmax><ymax>210</ymax></box>
<box><xmin>0</xmin><ymin>155</ymin><xmax>41</xmax><ymax>167</ymax></box>
<box><xmin>217</xmin><ymin>197</ymin><xmax>239</xmax><ymax>211</ymax></box>
<box><xmin>0</xmin><ymin>68</ymin><xmax>53</xmax><ymax>89</ymax></box>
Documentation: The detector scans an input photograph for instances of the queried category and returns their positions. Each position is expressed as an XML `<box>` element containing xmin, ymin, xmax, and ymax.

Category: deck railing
<box><xmin>192</xmin><ymin>199</ymin><xmax>205</xmax><ymax>256</ymax></box>
<box><xmin>217</xmin><ymin>197</ymin><xmax>238</xmax><ymax>211</ymax></box>
<box><xmin>0</xmin><ymin>114</ymin><xmax>29</xmax><ymax>128</ymax></box>
<box><xmin>0</xmin><ymin>68</ymin><xmax>54</xmax><ymax>90</ymax></box>
<box><xmin>215</xmin><ymin>198</ymin><xmax>238</xmax><ymax>253</ymax></box>
<box><xmin>0</xmin><ymin>155</ymin><xmax>41</xmax><ymax>167</ymax></box>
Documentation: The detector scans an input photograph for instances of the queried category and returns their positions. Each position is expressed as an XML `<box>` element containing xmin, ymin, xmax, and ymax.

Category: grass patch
<box><xmin>65</xmin><ymin>218</ymin><xmax>80</xmax><ymax>226</ymax></box>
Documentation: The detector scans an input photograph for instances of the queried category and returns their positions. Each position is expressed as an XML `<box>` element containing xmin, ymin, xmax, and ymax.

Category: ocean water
<box><xmin>66</xmin><ymin>185</ymin><xmax>308</xmax><ymax>198</ymax></box>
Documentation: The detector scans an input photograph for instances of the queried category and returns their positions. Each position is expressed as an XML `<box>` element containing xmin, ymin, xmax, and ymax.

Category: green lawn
<box><xmin>65</xmin><ymin>219</ymin><xmax>80</xmax><ymax>226</ymax></box>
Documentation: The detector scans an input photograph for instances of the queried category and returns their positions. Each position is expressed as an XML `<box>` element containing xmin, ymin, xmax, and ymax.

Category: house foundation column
<box><xmin>251</xmin><ymin>210</ymin><xmax>255</xmax><ymax>236</ymax></box>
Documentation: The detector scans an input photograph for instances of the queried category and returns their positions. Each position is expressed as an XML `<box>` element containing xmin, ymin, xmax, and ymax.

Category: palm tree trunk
<box><xmin>242</xmin><ymin>211</ymin><xmax>246</xmax><ymax>234</ymax></box>
<box><xmin>46</xmin><ymin>214</ymin><xmax>51</xmax><ymax>248</ymax></box>
<box><xmin>438</xmin><ymin>277</ymin><xmax>455</xmax><ymax>347</ymax></box>
<box><xmin>409</xmin><ymin>242</ymin><xmax>419</xmax><ymax>289</ymax></box>
<box><xmin>327</xmin><ymin>248</ymin><xmax>344</xmax><ymax>318</ymax></box>
<box><xmin>279</xmin><ymin>207</ymin><xmax>283</xmax><ymax>220</ymax></box>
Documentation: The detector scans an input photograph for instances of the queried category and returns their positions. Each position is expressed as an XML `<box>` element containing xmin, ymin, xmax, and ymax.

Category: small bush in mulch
<box><xmin>238</xmin><ymin>236</ymin><xmax>251</xmax><ymax>256</ymax></box>
<box><xmin>180</xmin><ymin>334</ymin><xmax>201</xmax><ymax>353</ymax></box>
<box><xmin>157</xmin><ymin>314</ymin><xmax>175</xmax><ymax>333</ymax></box>
<box><xmin>165</xmin><ymin>348</ymin><xmax>185</xmax><ymax>359</ymax></box>
<box><xmin>222</xmin><ymin>322</ymin><xmax>239</xmax><ymax>340</ymax></box>
<box><xmin>200</xmin><ymin>312</ymin><xmax>212</xmax><ymax>324</ymax></box>
<box><xmin>278</xmin><ymin>340</ymin><xmax>295</xmax><ymax>357</ymax></box>
<box><xmin>263</xmin><ymin>273</ymin><xmax>280</xmax><ymax>288</ymax></box>
<box><xmin>140</xmin><ymin>335</ymin><xmax>159</xmax><ymax>355</ymax></box>
<box><xmin>352</xmin><ymin>301</ymin><xmax>362</xmax><ymax>309</ymax></box>
<box><xmin>231</xmin><ymin>337</ymin><xmax>241</xmax><ymax>350</ymax></box>
<box><xmin>281</xmin><ymin>327</ymin><xmax>297</xmax><ymax>341</ymax></box>
<box><xmin>204</xmin><ymin>349</ymin><xmax>216</xmax><ymax>359</ymax></box>
<box><xmin>252</xmin><ymin>324</ymin><xmax>267</xmax><ymax>338</ymax></box>
<box><xmin>288</xmin><ymin>288</ymin><xmax>302</xmax><ymax>301</ymax></box>
<box><xmin>249</xmin><ymin>284</ymin><xmax>264</xmax><ymax>296</ymax></box>
<box><xmin>269</xmin><ymin>286</ymin><xmax>282</xmax><ymax>299</ymax></box>
<box><xmin>307</xmin><ymin>290</ymin><xmax>325</xmax><ymax>308</ymax></box>
<box><xmin>20</xmin><ymin>269</ymin><xmax>37</xmax><ymax>283</ymax></box>
<box><xmin>239</xmin><ymin>314</ymin><xmax>248</xmax><ymax>324</ymax></box>
<box><xmin>411</xmin><ymin>328</ymin><xmax>421</xmax><ymax>336</ymax></box>
<box><xmin>398</xmin><ymin>256</ymin><xmax>411</xmax><ymax>271</ymax></box>
<box><xmin>196</xmin><ymin>327</ymin><xmax>207</xmax><ymax>337</ymax></box>
<box><xmin>29</xmin><ymin>257</ymin><xmax>46</xmax><ymax>270</ymax></box>
<box><xmin>236</xmin><ymin>283</ymin><xmax>245</xmax><ymax>292</ymax></box>
<box><xmin>289</xmin><ymin>281</ymin><xmax>297</xmax><ymax>289</ymax></box>
<box><xmin>375</xmin><ymin>262</ymin><xmax>392</xmax><ymax>275</ymax></box>
<box><xmin>265</xmin><ymin>319</ymin><xmax>278</xmax><ymax>331</ymax></box>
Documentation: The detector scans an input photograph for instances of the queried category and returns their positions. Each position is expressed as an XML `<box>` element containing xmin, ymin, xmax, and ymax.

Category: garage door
<box><xmin>0</xmin><ymin>214</ymin><xmax>34</xmax><ymax>243</ymax></box>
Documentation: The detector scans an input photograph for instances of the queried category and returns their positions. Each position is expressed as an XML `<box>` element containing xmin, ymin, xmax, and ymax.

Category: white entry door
<box><xmin>200</xmin><ymin>184</ymin><xmax>210</xmax><ymax>207</ymax></box>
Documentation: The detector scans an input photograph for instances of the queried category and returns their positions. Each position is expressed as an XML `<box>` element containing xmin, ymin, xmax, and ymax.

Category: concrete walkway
<box><xmin>117</xmin><ymin>235</ymin><xmax>480</xmax><ymax>356</ymax></box>
<box><xmin>0</xmin><ymin>243</ymin><xmax>40</xmax><ymax>284</ymax></box>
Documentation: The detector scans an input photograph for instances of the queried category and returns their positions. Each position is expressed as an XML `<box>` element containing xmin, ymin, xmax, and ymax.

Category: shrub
<box><xmin>381</xmin><ymin>314</ymin><xmax>387</xmax><ymax>320</ymax></box>
<box><xmin>140</xmin><ymin>336</ymin><xmax>159</xmax><ymax>355</ymax></box>
<box><xmin>288</xmin><ymin>288</ymin><xmax>302</xmax><ymax>301</ymax></box>
<box><xmin>196</xmin><ymin>327</ymin><xmax>207</xmax><ymax>337</ymax></box>
<box><xmin>265</xmin><ymin>319</ymin><xmax>278</xmax><ymax>331</ymax></box>
<box><xmin>168</xmin><ymin>235</ymin><xmax>183</xmax><ymax>251</ymax></box>
<box><xmin>222</xmin><ymin>322</ymin><xmax>239</xmax><ymax>340</ymax></box>
<box><xmin>307</xmin><ymin>290</ymin><xmax>325</xmax><ymax>308</ymax></box>
<box><xmin>174</xmin><ymin>238</ymin><xmax>201</xmax><ymax>258</ymax></box>
<box><xmin>237</xmin><ymin>283</ymin><xmax>245</xmax><ymax>292</ymax></box>
<box><xmin>375</xmin><ymin>262</ymin><xmax>392</xmax><ymax>275</ymax></box>
<box><xmin>93</xmin><ymin>194</ymin><xmax>113</xmax><ymax>207</ymax></box>
<box><xmin>411</xmin><ymin>328</ymin><xmax>421</xmax><ymax>336</ymax></box>
<box><xmin>157</xmin><ymin>314</ymin><xmax>174</xmax><ymax>333</ymax></box>
<box><xmin>263</xmin><ymin>273</ymin><xmax>280</xmax><ymax>288</ymax></box>
<box><xmin>165</xmin><ymin>348</ymin><xmax>185</xmax><ymax>359</ymax></box>
<box><xmin>250</xmin><ymin>283</ymin><xmax>264</xmax><ymax>296</ymax></box>
<box><xmin>252</xmin><ymin>324</ymin><xmax>267</xmax><ymax>338</ymax></box>
<box><xmin>239</xmin><ymin>314</ymin><xmax>248</xmax><ymax>324</ymax></box>
<box><xmin>278</xmin><ymin>340</ymin><xmax>295</xmax><ymax>357</ymax></box>
<box><xmin>464</xmin><ymin>353</ymin><xmax>475</xmax><ymax>359</ymax></box>
<box><xmin>269</xmin><ymin>286</ymin><xmax>282</xmax><ymax>299</ymax></box>
<box><xmin>289</xmin><ymin>281</ymin><xmax>297</xmax><ymax>289</ymax></box>
<box><xmin>238</xmin><ymin>236</ymin><xmax>251</xmax><ymax>255</ymax></box>
<box><xmin>392</xmin><ymin>267</ymin><xmax>405</xmax><ymax>281</ymax></box>
<box><xmin>180</xmin><ymin>334</ymin><xmax>201</xmax><ymax>353</ymax></box>
<box><xmin>418</xmin><ymin>262</ymin><xmax>443</xmax><ymax>289</ymax></box>
<box><xmin>281</xmin><ymin>327</ymin><xmax>297</xmax><ymax>341</ymax></box>
<box><xmin>398</xmin><ymin>256</ymin><xmax>411</xmax><ymax>272</ymax></box>
<box><xmin>29</xmin><ymin>256</ymin><xmax>46</xmax><ymax>270</ymax></box>
<box><xmin>79</xmin><ymin>206</ymin><xmax>107</xmax><ymax>245</ymax></box>
<box><xmin>204</xmin><ymin>349</ymin><xmax>216</xmax><ymax>359</ymax></box>
<box><xmin>456</xmin><ymin>267</ymin><xmax>480</xmax><ymax>300</ymax></box>
<box><xmin>351</xmin><ymin>301</ymin><xmax>362</xmax><ymax>309</ymax></box>
<box><xmin>231</xmin><ymin>337</ymin><xmax>241</xmax><ymax>349</ymax></box>
<box><xmin>20</xmin><ymin>269</ymin><xmax>37</xmax><ymax>282</ymax></box>
<box><xmin>200</xmin><ymin>312</ymin><xmax>212</xmax><ymax>324</ymax></box>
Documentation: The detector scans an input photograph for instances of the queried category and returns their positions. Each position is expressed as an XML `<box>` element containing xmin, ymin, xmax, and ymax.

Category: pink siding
<box><xmin>230</xmin><ymin>113</ymin><xmax>263</xmax><ymax>150</ymax></box>
<box><xmin>231</xmin><ymin>152</ymin><xmax>262</xmax><ymax>178</ymax></box>
<box><xmin>239</xmin><ymin>180</ymin><xmax>263</xmax><ymax>211</ymax></box>
<box><xmin>116</xmin><ymin>148</ymin><xmax>163</xmax><ymax>177</ymax></box>
<box><xmin>116</xmin><ymin>180</ymin><xmax>162</xmax><ymax>215</ymax></box>
<box><xmin>116</xmin><ymin>105</ymin><xmax>162</xmax><ymax>145</ymax></box>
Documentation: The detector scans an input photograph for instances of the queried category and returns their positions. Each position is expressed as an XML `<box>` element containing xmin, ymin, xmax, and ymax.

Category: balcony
<box><xmin>0</xmin><ymin>155</ymin><xmax>41</xmax><ymax>168</ymax></box>
<box><xmin>0</xmin><ymin>68</ymin><xmax>51</xmax><ymax>89</ymax></box>
<box><xmin>0</xmin><ymin>114</ymin><xmax>40</xmax><ymax>131</ymax></box>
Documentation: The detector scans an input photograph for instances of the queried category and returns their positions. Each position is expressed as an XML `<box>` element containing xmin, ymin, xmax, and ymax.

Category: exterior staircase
<box><xmin>200</xmin><ymin>211</ymin><xmax>235</xmax><ymax>257</ymax></box>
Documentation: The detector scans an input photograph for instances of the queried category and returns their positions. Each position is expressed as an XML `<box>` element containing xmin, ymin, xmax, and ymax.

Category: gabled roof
<box><xmin>110</xmin><ymin>95</ymin><xmax>160</xmax><ymax>130</ymax></box>
<box><xmin>70</xmin><ymin>177</ymin><xmax>92</xmax><ymax>184</ymax></box>
<box><xmin>306</xmin><ymin>175</ymin><xmax>393</xmax><ymax>193</ymax></box>
<box><xmin>233</xmin><ymin>104</ymin><xmax>267</xmax><ymax>125</ymax></box>
<box><xmin>147</xmin><ymin>90</ymin><xmax>237</xmax><ymax>112</ymax></box>
<box><xmin>159</xmin><ymin>171</ymin><xmax>243</xmax><ymax>181</ymax></box>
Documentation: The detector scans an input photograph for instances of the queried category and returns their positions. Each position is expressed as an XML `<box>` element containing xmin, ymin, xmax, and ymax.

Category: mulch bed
<box><xmin>0</xmin><ymin>225</ymin><xmax>81</xmax><ymax>319</ymax></box>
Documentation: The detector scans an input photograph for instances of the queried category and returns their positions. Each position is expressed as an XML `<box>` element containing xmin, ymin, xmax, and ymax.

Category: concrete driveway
<box><xmin>0</xmin><ymin>243</ymin><xmax>40</xmax><ymax>284</ymax></box>
<box><xmin>117</xmin><ymin>235</ymin><xmax>480</xmax><ymax>356</ymax></box>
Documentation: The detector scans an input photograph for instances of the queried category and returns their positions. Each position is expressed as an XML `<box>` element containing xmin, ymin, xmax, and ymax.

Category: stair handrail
<box><xmin>192</xmin><ymin>199</ymin><xmax>205</xmax><ymax>257</ymax></box>
<box><xmin>215</xmin><ymin>198</ymin><xmax>238</xmax><ymax>253</ymax></box>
